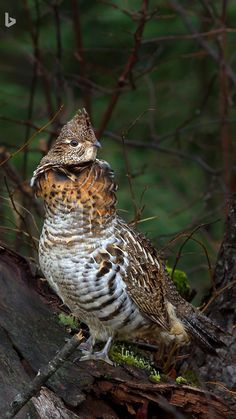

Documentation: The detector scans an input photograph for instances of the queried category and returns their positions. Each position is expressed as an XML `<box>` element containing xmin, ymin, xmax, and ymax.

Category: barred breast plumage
<box><xmin>31</xmin><ymin>109</ymin><xmax>225</xmax><ymax>364</ymax></box>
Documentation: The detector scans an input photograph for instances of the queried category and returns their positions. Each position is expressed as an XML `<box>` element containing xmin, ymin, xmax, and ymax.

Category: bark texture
<box><xmin>184</xmin><ymin>195</ymin><xmax>236</xmax><ymax>411</ymax></box>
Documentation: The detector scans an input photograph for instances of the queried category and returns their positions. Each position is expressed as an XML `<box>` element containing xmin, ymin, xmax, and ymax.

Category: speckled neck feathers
<box><xmin>35</xmin><ymin>160</ymin><xmax>117</xmax><ymax>230</ymax></box>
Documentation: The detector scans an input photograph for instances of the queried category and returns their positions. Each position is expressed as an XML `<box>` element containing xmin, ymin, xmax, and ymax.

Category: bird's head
<box><xmin>31</xmin><ymin>108</ymin><xmax>100</xmax><ymax>185</ymax></box>
<box><xmin>42</xmin><ymin>108</ymin><xmax>100</xmax><ymax>166</ymax></box>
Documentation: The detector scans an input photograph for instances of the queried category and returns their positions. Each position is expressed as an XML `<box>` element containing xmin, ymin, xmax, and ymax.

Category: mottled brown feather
<box><xmin>32</xmin><ymin>109</ymin><xmax>226</xmax><ymax>354</ymax></box>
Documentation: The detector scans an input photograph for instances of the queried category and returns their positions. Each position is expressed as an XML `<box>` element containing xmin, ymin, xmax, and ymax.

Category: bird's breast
<box><xmin>39</xmin><ymin>215</ymin><xmax>151</xmax><ymax>338</ymax></box>
<box><xmin>37</xmin><ymin>164</ymin><xmax>152</xmax><ymax>338</ymax></box>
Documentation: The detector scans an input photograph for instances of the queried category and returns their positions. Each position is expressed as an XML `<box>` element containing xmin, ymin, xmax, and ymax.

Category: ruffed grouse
<box><xmin>31</xmin><ymin>109</ymin><xmax>224</xmax><ymax>364</ymax></box>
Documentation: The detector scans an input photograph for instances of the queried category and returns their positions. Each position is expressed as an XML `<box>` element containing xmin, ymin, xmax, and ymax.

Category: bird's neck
<box><xmin>35</xmin><ymin>160</ymin><xmax>118</xmax><ymax>232</ymax></box>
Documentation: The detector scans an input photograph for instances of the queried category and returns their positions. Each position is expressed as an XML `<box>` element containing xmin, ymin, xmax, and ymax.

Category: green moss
<box><xmin>110</xmin><ymin>343</ymin><xmax>161</xmax><ymax>381</ymax></box>
<box><xmin>166</xmin><ymin>266</ymin><xmax>191</xmax><ymax>299</ymax></box>
<box><xmin>149</xmin><ymin>372</ymin><xmax>161</xmax><ymax>382</ymax></box>
<box><xmin>58</xmin><ymin>313</ymin><xmax>79</xmax><ymax>330</ymax></box>
<box><xmin>176</xmin><ymin>376</ymin><xmax>188</xmax><ymax>384</ymax></box>
<box><xmin>181</xmin><ymin>370</ymin><xmax>200</xmax><ymax>387</ymax></box>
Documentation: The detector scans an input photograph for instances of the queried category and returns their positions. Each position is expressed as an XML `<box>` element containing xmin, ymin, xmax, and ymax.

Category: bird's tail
<box><xmin>181</xmin><ymin>308</ymin><xmax>226</xmax><ymax>355</ymax></box>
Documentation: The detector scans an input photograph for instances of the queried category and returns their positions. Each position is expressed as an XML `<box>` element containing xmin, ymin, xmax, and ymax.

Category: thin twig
<box><xmin>22</xmin><ymin>0</ymin><xmax>40</xmax><ymax>180</ymax></box>
<box><xmin>97</xmin><ymin>0</ymin><xmax>149</xmax><ymax>137</ymax></box>
<box><xmin>4</xmin><ymin>331</ymin><xmax>83</xmax><ymax>419</ymax></box>
<box><xmin>23</xmin><ymin>0</ymin><xmax>54</xmax><ymax>120</ymax></box>
<box><xmin>3</xmin><ymin>177</ymin><xmax>38</xmax><ymax>252</ymax></box>
<box><xmin>0</xmin><ymin>115</ymin><xmax>57</xmax><ymax>136</ymax></box>
<box><xmin>190</xmin><ymin>237</ymin><xmax>214</xmax><ymax>290</ymax></box>
<box><xmin>201</xmin><ymin>279</ymin><xmax>236</xmax><ymax>313</ymax></box>
<box><xmin>72</xmin><ymin>0</ymin><xmax>91</xmax><ymax>114</ymax></box>
<box><xmin>0</xmin><ymin>148</ymin><xmax>43</xmax><ymax>217</ymax></box>
<box><xmin>121</xmin><ymin>109</ymin><xmax>154</xmax><ymax>224</ymax></box>
<box><xmin>121</xmin><ymin>132</ymin><xmax>140</xmax><ymax>225</ymax></box>
<box><xmin>142</xmin><ymin>27</ymin><xmax>236</xmax><ymax>43</ymax></box>
<box><xmin>169</xmin><ymin>0</ymin><xmax>236</xmax><ymax>86</ymax></box>
<box><xmin>0</xmin><ymin>107</ymin><xmax>63</xmax><ymax>168</ymax></box>
<box><xmin>217</xmin><ymin>0</ymin><xmax>234</xmax><ymax>195</ymax></box>
<box><xmin>53</xmin><ymin>2</ymin><xmax>63</xmax><ymax>109</ymax></box>
<box><xmin>105</xmin><ymin>130</ymin><xmax>220</xmax><ymax>174</ymax></box>
<box><xmin>205</xmin><ymin>381</ymin><xmax>236</xmax><ymax>399</ymax></box>
<box><xmin>170</xmin><ymin>223</ymin><xmax>217</xmax><ymax>280</ymax></box>
<box><xmin>0</xmin><ymin>226</ymin><xmax>39</xmax><ymax>250</ymax></box>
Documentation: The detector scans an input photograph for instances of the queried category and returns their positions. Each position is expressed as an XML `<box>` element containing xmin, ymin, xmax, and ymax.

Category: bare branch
<box><xmin>105</xmin><ymin>130</ymin><xmax>220</xmax><ymax>174</ymax></box>
<box><xmin>142</xmin><ymin>27</ymin><xmax>236</xmax><ymax>43</ymax></box>
<box><xmin>4</xmin><ymin>331</ymin><xmax>83</xmax><ymax>419</ymax></box>
<box><xmin>0</xmin><ymin>107</ymin><xmax>63</xmax><ymax>168</ymax></box>
<box><xmin>169</xmin><ymin>0</ymin><xmax>236</xmax><ymax>86</ymax></box>
<box><xmin>0</xmin><ymin>115</ymin><xmax>57</xmax><ymax>136</ymax></box>
<box><xmin>72</xmin><ymin>0</ymin><xmax>92</xmax><ymax>114</ymax></box>
<box><xmin>170</xmin><ymin>222</ymin><xmax>217</xmax><ymax>280</ymax></box>
<box><xmin>0</xmin><ymin>148</ymin><xmax>43</xmax><ymax>217</ymax></box>
<box><xmin>97</xmin><ymin>0</ymin><xmax>150</xmax><ymax>137</ymax></box>
<box><xmin>217</xmin><ymin>1</ymin><xmax>235</xmax><ymax>194</ymax></box>
<box><xmin>23</xmin><ymin>0</ymin><xmax>54</xmax><ymax>119</ymax></box>
<box><xmin>53</xmin><ymin>1</ymin><xmax>63</xmax><ymax>109</ymax></box>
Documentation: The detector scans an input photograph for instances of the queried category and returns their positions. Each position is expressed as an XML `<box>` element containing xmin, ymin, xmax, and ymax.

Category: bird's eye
<box><xmin>70</xmin><ymin>139</ymin><xmax>79</xmax><ymax>147</ymax></box>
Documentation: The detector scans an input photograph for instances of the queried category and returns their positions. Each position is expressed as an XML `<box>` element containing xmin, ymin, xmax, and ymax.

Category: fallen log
<box><xmin>0</xmin><ymin>245</ymin><xmax>234</xmax><ymax>418</ymax></box>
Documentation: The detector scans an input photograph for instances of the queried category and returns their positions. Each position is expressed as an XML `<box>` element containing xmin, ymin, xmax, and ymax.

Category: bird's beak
<box><xmin>95</xmin><ymin>139</ymin><xmax>101</xmax><ymax>148</ymax></box>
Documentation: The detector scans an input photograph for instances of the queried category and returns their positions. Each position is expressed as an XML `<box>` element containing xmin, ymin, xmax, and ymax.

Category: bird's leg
<box><xmin>78</xmin><ymin>335</ymin><xmax>95</xmax><ymax>354</ymax></box>
<box><xmin>73</xmin><ymin>335</ymin><xmax>95</xmax><ymax>363</ymax></box>
<box><xmin>79</xmin><ymin>336</ymin><xmax>113</xmax><ymax>365</ymax></box>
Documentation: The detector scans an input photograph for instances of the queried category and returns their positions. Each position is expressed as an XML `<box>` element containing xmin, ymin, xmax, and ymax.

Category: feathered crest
<box><xmin>31</xmin><ymin>108</ymin><xmax>99</xmax><ymax>187</ymax></box>
<box><xmin>56</xmin><ymin>108</ymin><xmax>97</xmax><ymax>145</ymax></box>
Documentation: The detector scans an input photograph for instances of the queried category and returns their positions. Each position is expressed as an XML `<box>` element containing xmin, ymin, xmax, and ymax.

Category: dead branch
<box><xmin>105</xmin><ymin>130</ymin><xmax>220</xmax><ymax>174</ymax></box>
<box><xmin>183</xmin><ymin>195</ymin><xmax>236</xmax><ymax>408</ymax></box>
<box><xmin>169</xmin><ymin>0</ymin><xmax>236</xmax><ymax>86</ymax></box>
<box><xmin>217</xmin><ymin>1</ymin><xmax>235</xmax><ymax>195</ymax></box>
<box><xmin>0</xmin><ymin>147</ymin><xmax>43</xmax><ymax>217</ymax></box>
<box><xmin>0</xmin><ymin>244</ymin><xmax>234</xmax><ymax>418</ymax></box>
<box><xmin>52</xmin><ymin>2</ymin><xmax>63</xmax><ymax>109</ymax></box>
<box><xmin>143</xmin><ymin>27</ymin><xmax>236</xmax><ymax>43</ymax></box>
<box><xmin>97</xmin><ymin>0</ymin><xmax>150</xmax><ymax>137</ymax></box>
<box><xmin>0</xmin><ymin>107</ymin><xmax>62</xmax><ymax>168</ymax></box>
<box><xmin>23</xmin><ymin>0</ymin><xmax>54</xmax><ymax>120</ymax></box>
<box><xmin>22</xmin><ymin>0</ymin><xmax>40</xmax><ymax>181</ymax></box>
<box><xmin>4</xmin><ymin>331</ymin><xmax>83</xmax><ymax>419</ymax></box>
<box><xmin>72</xmin><ymin>0</ymin><xmax>92</xmax><ymax>114</ymax></box>
<box><xmin>0</xmin><ymin>115</ymin><xmax>56</xmax><ymax>136</ymax></box>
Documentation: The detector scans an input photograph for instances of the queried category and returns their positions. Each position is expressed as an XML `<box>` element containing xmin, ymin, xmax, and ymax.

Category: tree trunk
<box><xmin>183</xmin><ymin>194</ymin><xmax>236</xmax><ymax>411</ymax></box>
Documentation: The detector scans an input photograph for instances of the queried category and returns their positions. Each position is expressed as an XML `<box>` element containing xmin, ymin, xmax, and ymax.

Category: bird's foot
<box><xmin>78</xmin><ymin>336</ymin><xmax>94</xmax><ymax>353</ymax></box>
<box><xmin>79</xmin><ymin>350</ymin><xmax>114</xmax><ymax>366</ymax></box>
<box><xmin>79</xmin><ymin>336</ymin><xmax>113</xmax><ymax>365</ymax></box>
<box><xmin>73</xmin><ymin>336</ymin><xmax>95</xmax><ymax>363</ymax></box>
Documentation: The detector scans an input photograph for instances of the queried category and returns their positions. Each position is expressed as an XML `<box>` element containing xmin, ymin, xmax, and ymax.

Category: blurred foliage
<box><xmin>0</xmin><ymin>0</ymin><xmax>235</xmax><ymax>303</ymax></box>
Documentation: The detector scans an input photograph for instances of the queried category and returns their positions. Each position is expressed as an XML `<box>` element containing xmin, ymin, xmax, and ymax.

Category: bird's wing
<box><xmin>100</xmin><ymin>220</ymin><xmax>172</xmax><ymax>331</ymax></box>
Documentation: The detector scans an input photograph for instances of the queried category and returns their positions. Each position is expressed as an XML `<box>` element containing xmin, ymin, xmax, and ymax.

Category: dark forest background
<box><xmin>0</xmin><ymin>2</ymin><xmax>236</xmax><ymax>417</ymax></box>
<box><xmin>0</xmin><ymin>0</ymin><xmax>236</xmax><ymax>304</ymax></box>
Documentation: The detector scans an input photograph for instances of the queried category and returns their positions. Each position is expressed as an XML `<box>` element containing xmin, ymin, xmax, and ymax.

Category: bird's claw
<box><xmin>78</xmin><ymin>342</ymin><xmax>92</xmax><ymax>352</ymax></box>
<box><xmin>79</xmin><ymin>350</ymin><xmax>114</xmax><ymax>366</ymax></box>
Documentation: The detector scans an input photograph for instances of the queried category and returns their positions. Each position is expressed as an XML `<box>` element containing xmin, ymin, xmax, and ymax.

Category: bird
<box><xmin>31</xmin><ymin>108</ymin><xmax>225</xmax><ymax>365</ymax></box>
